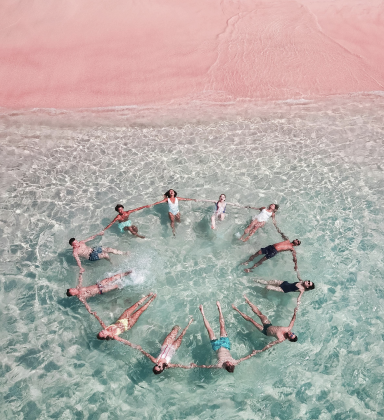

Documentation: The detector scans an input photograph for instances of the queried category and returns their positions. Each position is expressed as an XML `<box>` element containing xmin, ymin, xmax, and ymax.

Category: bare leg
<box><xmin>173</xmin><ymin>318</ymin><xmax>193</xmax><ymax>350</ymax></box>
<box><xmin>266</xmin><ymin>285</ymin><xmax>284</xmax><ymax>292</ymax></box>
<box><xmin>168</xmin><ymin>212</ymin><xmax>176</xmax><ymax>236</ymax></box>
<box><xmin>244</xmin><ymin>256</ymin><xmax>267</xmax><ymax>272</ymax></box>
<box><xmin>125</xmin><ymin>293</ymin><xmax>157</xmax><ymax>329</ymax></box>
<box><xmin>117</xmin><ymin>293</ymin><xmax>154</xmax><ymax>320</ymax></box>
<box><xmin>211</xmin><ymin>214</ymin><xmax>216</xmax><ymax>229</ymax></box>
<box><xmin>199</xmin><ymin>305</ymin><xmax>216</xmax><ymax>340</ymax></box>
<box><xmin>102</xmin><ymin>247</ymin><xmax>125</xmax><ymax>255</ymax></box>
<box><xmin>219</xmin><ymin>214</ymin><xmax>225</xmax><ymax>221</ymax></box>
<box><xmin>231</xmin><ymin>304</ymin><xmax>263</xmax><ymax>332</ymax></box>
<box><xmin>162</xmin><ymin>326</ymin><xmax>181</xmax><ymax>347</ymax></box>
<box><xmin>175</xmin><ymin>213</ymin><xmax>181</xmax><ymax>223</ymax></box>
<box><xmin>127</xmin><ymin>225</ymin><xmax>145</xmax><ymax>239</ymax></box>
<box><xmin>241</xmin><ymin>250</ymin><xmax>262</xmax><ymax>265</ymax></box>
<box><xmin>100</xmin><ymin>271</ymin><xmax>132</xmax><ymax>287</ymax></box>
<box><xmin>243</xmin><ymin>295</ymin><xmax>271</xmax><ymax>324</ymax></box>
<box><xmin>240</xmin><ymin>221</ymin><xmax>265</xmax><ymax>242</ymax></box>
<box><xmin>217</xmin><ymin>301</ymin><xmax>227</xmax><ymax>337</ymax></box>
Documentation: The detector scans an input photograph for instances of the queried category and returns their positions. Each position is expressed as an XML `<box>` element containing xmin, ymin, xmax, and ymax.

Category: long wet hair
<box><xmin>164</xmin><ymin>189</ymin><xmax>178</xmax><ymax>198</ymax></box>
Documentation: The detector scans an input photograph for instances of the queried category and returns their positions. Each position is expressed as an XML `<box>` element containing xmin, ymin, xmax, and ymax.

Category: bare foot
<box><xmin>124</xmin><ymin>251</ymin><xmax>130</xmax><ymax>256</ymax></box>
<box><xmin>241</xmin><ymin>261</ymin><xmax>249</xmax><ymax>265</ymax></box>
<box><xmin>199</xmin><ymin>305</ymin><xmax>204</xmax><ymax>314</ymax></box>
<box><xmin>231</xmin><ymin>304</ymin><xmax>238</xmax><ymax>311</ymax></box>
<box><xmin>244</xmin><ymin>268</ymin><xmax>252</xmax><ymax>273</ymax></box>
<box><xmin>211</xmin><ymin>225</ymin><xmax>215</xmax><ymax>229</ymax></box>
<box><xmin>216</xmin><ymin>301</ymin><xmax>221</xmax><ymax>310</ymax></box>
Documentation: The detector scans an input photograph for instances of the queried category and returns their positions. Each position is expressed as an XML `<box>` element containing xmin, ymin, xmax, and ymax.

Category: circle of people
<box><xmin>67</xmin><ymin>189</ymin><xmax>315</xmax><ymax>374</ymax></box>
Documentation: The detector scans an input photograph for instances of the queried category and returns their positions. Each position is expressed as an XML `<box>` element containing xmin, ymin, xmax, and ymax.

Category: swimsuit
<box><xmin>89</xmin><ymin>246</ymin><xmax>103</xmax><ymax>261</ymax></box>
<box><xmin>106</xmin><ymin>318</ymin><xmax>129</xmax><ymax>336</ymax></box>
<box><xmin>97</xmin><ymin>283</ymin><xmax>103</xmax><ymax>294</ymax></box>
<box><xmin>215</xmin><ymin>202</ymin><xmax>226</xmax><ymax>214</ymax></box>
<box><xmin>168</xmin><ymin>198</ymin><xmax>179</xmax><ymax>215</ymax></box>
<box><xmin>261</xmin><ymin>323</ymin><xmax>272</xmax><ymax>336</ymax></box>
<box><xmin>253</xmin><ymin>208</ymin><xmax>272</xmax><ymax>222</ymax></box>
<box><xmin>280</xmin><ymin>281</ymin><xmax>299</xmax><ymax>293</ymax></box>
<box><xmin>157</xmin><ymin>344</ymin><xmax>176</xmax><ymax>364</ymax></box>
<box><xmin>211</xmin><ymin>336</ymin><xmax>231</xmax><ymax>351</ymax></box>
<box><xmin>261</xmin><ymin>245</ymin><xmax>278</xmax><ymax>259</ymax></box>
<box><xmin>118</xmin><ymin>220</ymin><xmax>132</xmax><ymax>233</ymax></box>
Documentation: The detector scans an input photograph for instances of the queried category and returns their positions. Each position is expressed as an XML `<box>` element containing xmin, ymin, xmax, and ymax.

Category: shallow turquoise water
<box><xmin>1</xmin><ymin>96</ymin><xmax>384</xmax><ymax>419</ymax></box>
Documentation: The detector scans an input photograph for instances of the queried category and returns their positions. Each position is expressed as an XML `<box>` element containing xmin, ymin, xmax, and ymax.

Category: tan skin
<box><xmin>151</xmin><ymin>189</ymin><xmax>195</xmax><ymax>235</ymax></box>
<box><xmin>211</xmin><ymin>194</ymin><xmax>226</xmax><ymax>229</ymax></box>
<box><xmin>67</xmin><ymin>271</ymin><xmax>132</xmax><ymax>315</ymax></box>
<box><xmin>70</xmin><ymin>232</ymin><xmax>128</xmax><ymax>273</ymax></box>
<box><xmin>242</xmin><ymin>239</ymin><xmax>301</xmax><ymax>272</ymax></box>
<box><xmin>194</xmin><ymin>302</ymin><xmax>260</xmax><ymax>371</ymax></box>
<box><xmin>255</xmin><ymin>279</ymin><xmax>314</xmax><ymax>304</ymax></box>
<box><xmin>134</xmin><ymin>318</ymin><xmax>195</xmax><ymax>372</ymax></box>
<box><xmin>232</xmin><ymin>295</ymin><xmax>299</xmax><ymax>348</ymax></box>
<box><xmin>240</xmin><ymin>204</ymin><xmax>277</xmax><ymax>242</ymax></box>
<box><xmin>97</xmin><ymin>293</ymin><xmax>156</xmax><ymax>340</ymax></box>
<box><xmin>102</xmin><ymin>205</ymin><xmax>150</xmax><ymax>239</ymax></box>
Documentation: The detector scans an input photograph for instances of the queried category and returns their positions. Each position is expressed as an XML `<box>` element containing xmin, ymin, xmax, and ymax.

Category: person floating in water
<box><xmin>102</xmin><ymin>203</ymin><xmax>150</xmax><ymax>239</ymax></box>
<box><xmin>240</xmin><ymin>204</ymin><xmax>278</xmax><ymax>242</ymax></box>
<box><xmin>97</xmin><ymin>293</ymin><xmax>156</xmax><ymax>340</ymax></box>
<box><xmin>211</xmin><ymin>194</ymin><xmax>227</xmax><ymax>229</ymax></box>
<box><xmin>69</xmin><ymin>234</ymin><xmax>128</xmax><ymax>273</ymax></box>
<box><xmin>255</xmin><ymin>278</ymin><xmax>315</xmax><ymax>302</ymax></box>
<box><xmin>232</xmin><ymin>295</ymin><xmax>299</xmax><ymax>347</ymax></box>
<box><xmin>151</xmin><ymin>189</ymin><xmax>195</xmax><ymax>235</ymax></box>
<box><xmin>66</xmin><ymin>271</ymin><xmax>132</xmax><ymax>315</ymax></box>
<box><xmin>242</xmin><ymin>238</ymin><xmax>301</xmax><ymax>272</ymax></box>
<box><xmin>195</xmin><ymin>302</ymin><xmax>259</xmax><ymax>372</ymax></box>
<box><xmin>133</xmin><ymin>317</ymin><xmax>195</xmax><ymax>374</ymax></box>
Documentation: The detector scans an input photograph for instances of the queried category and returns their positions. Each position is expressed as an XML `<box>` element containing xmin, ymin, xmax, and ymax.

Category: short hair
<box><xmin>274</xmin><ymin>204</ymin><xmax>279</xmax><ymax>211</ymax></box>
<box><xmin>115</xmin><ymin>204</ymin><xmax>124</xmax><ymax>212</ymax></box>
<box><xmin>305</xmin><ymin>282</ymin><xmax>315</xmax><ymax>291</ymax></box>
<box><xmin>224</xmin><ymin>362</ymin><xmax>235</xmax><ymax>373</ymax></box>
<box><xmin>153</xmin><ymin>365</ymin><xmax>164</xmax><ymax>375</ymax></box>
<box><xmin>69</xmin><ymin>238</ymin><xmax>76</xmax><ymax>246</ymax></box>
<box><xmin>288</xmin><ymin>335</ymin><xmax>298</xmax><ymax>342</ymax></box>
<box><xmin>164</xmin><ymin>189</ymin><xmax>178</xmax><ymax>198</ymax></box>
<box><xmin>294</xmin><ymin>239</ymin><xmax>301</xmax><ymax>246</ymax></box>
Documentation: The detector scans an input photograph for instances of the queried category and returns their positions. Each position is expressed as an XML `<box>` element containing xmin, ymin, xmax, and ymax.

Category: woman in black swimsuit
<box><xmin>255</xmin><ymin>279</ymin><xmax>314</xmax><ymax>301</ymax></box>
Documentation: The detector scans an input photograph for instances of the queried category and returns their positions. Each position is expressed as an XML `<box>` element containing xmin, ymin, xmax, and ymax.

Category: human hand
<box><xmin>190</xmin><ymin>363</ymin><xmax>197</xmax><ymax>367</ymax></box>
<box><xmin>99</xmin><ymin>231</ymin><xmax>104</xmax><ymax>236</ymax></box>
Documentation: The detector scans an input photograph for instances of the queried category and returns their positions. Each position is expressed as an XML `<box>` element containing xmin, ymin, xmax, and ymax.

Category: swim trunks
<box><xmin>89</xmin><ymin>246</ymin><xmax>103</xmax><ymax>261</ymax></box>
<box><xmin>261</xmin><ymin>245</ymin><xmax>278</xmax><ymax>259</ymax></box>
<box><xmin>261</xmin><ymin>323</ymin><xmax>272</xmax><ymax>336</ymax></box>
<box><xmin>211</xmin><ymin>337</ymin><xmax>231</xmax><ymax>351</ymax></box>
<box><xmin>118</xmin><ymin>220</ymin><xmax>132</xmax><ymax>233</ymax></box>
<box><xmin>280</xmin><ymin>281</ymin><xmax>299</xmax><ymax>293</ymax></box>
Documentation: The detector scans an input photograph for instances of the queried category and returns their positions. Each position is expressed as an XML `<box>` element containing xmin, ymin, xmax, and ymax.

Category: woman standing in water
<box><xmin>152</xmin><ymin>189</ymin><xmax>195</xmax><ymax>235</ymax></box>
<box><xmin>240</xmin><ymin>203</ymin><xmax>278</xmax><ymax>242</ymax></box>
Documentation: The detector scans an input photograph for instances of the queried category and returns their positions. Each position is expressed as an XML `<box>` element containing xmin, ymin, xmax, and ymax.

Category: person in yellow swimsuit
<box><xmin>97</xmin><ymin>293</ymin><xmax>156</xmax><ymax>340</ymax></box>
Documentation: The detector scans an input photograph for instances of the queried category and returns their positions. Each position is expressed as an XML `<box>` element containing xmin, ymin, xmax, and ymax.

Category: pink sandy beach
<box><xmin>0</xmin><ymin>0</ymin><xmax>383</xmax><ymax>109</ymax></box>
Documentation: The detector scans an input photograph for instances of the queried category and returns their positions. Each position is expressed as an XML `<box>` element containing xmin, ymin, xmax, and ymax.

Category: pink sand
<box><xmin>0</xmin><ymin>0</ymin><xmax>383</xmax><ymax>108</ymax></box>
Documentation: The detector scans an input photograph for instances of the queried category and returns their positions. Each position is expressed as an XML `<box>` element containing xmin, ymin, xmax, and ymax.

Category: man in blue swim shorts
<box><xmin>69</xmin><ymin>233</ymin><xmax>128</xmax><ymax>273</ymax></box>
<box><xmin>242</xmin><ymin>239</ymin><xmax>301</xmax><ymax>272</ymax></box>
<box><xmin>193</xmin><ymin>302</ymin><xmax>259</xmax><ymax>372</ymax></box>
<box><xmin>102</xmin><ymin>204</ymin><xmax>150</xmax><ymax>239</ymax></box>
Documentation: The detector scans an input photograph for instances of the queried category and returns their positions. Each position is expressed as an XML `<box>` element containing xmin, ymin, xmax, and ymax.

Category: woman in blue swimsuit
<box><xmin>152</xmin><ymin>189</ymin><xmax>195</xmax><ymax>235</ymax></box>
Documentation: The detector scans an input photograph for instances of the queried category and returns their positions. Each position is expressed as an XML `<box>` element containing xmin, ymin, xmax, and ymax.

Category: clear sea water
<box><xmin>1</xmin><ymin>94</ymin><xmax>384</xmax><ymax>419</ymax></box>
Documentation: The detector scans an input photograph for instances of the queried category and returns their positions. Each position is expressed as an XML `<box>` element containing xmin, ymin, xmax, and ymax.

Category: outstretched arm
<box><xmin>189</xmin><ymin>363</ymin><xmax>221</xmax><ymax>369</ymax></box>
<box><xmin>245</xmin><ymin>206</ymin><xmax>262</xmax><ymax>210</ymax></box>
<box><xmin>77</xmin><ymin>273</ymin><xmax>83</xmax><ymax>288</ymax></box>
<box><xmin>73</xmin><ymin>252</ymin><xmax>84</xmax><ymax>273</ymax></box>
<box><xmin>83</xmin><ymin>232</ymin><xmax>103</xmax><ymax>243</ymax></box>
<box><xmin>288</xmin><ymin>306</ymin><xmax>299</xmax><ymax>330</ymax></box>
<box><xmin>128</xmin><ymin>204</ymin><xmax>151</xmax><ymax>214</ymax></box>
<box><xmin>237</xmin><ymin>349</ymin><xmax>263</xmax><ymax>363</ymax></box>
<box><xmin>112</xmin><ymin>336</ymin><xmax>145</xmax><ymax>352</ymax></box>
<box><xmin>80</xmin><ymin>299</ymin><xmax>107</xmax><ymax>329</ymax></box>
<box><xmin>150</xmin><ymin>197</ymin><xmax>167</xmax><ymax>207</ymax></box>
<box><xmin>178</xmin><ymin>197</ymin><xmax>196</xmax><ymax>202</ymax></box>
<box><xmin>291</xmin><ymin>249</ymin><xmax>298</xmax><ymax>271</ymax></box>
<box><xmin>167</xmin><ymin>363</ymin><xmax>196</xmax><ymax>369</ymax></box>
<box><xmin>273</xmin><ymin>219</ymin><xmax>289</xmax><ymax>241</ymax></box>
<box><xmin>258</xmin><ymin>339</ymin><xmax>284</xmax><ymax>353</ymax></box>
<box><xmin>103</xmin><ymin>216</ymin><xmax>119</xmax><ymax>232</ymax></box>
<box><xmin>296</xmin><ymin>290</ymin><xmax>304</xmax><ymax>306</ymax></box>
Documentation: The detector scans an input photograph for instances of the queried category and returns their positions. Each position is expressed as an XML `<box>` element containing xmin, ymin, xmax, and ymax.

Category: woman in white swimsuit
<box><xmin>133</xmin><ymin>318</ymin><xmax>194</xmax><ymax>374</ymax></box>
<box><xmin>240</xmin><ymin>203</ymin><xmax>278</xmax><ymax>242</ymax></box>
<box><xmin>211</xmin><ymin>194</ymin><xmax>227</xmax><ymax>229</ymax></box>
<box><xmin>152</xmin><ymin>189</ymin><xmax>195</xmax><ymax>235</ymax></box>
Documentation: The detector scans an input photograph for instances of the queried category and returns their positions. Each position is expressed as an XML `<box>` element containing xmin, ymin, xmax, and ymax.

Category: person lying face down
<box><xmin>194</xmin><ymin>302</ymin><xmax>259</xmax><ymax>372</ymax></box>
<box><xmin>101</xmin><ymin>203</ymin><xmax>150</xmax><ymax>239</ymax></box>
<box><xmin>232</xmin><ymin>295</ymin><xmax>300</xmax><ymax>348</ymax></box>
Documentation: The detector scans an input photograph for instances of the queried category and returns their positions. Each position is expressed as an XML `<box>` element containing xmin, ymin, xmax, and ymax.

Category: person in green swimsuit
<box><xmin>102</xmin><ymin>203</ymin><xmax>150</xmax><ymax>238</ymax></box>
<box><xmin>232</xmin><ymin>295</ymin><xmax>299</xmax><ymax>349</ymax></box>
<box><xmin>97</xmin><ymin>293</ymin><xmax>156</xmax><ymax>340</ymax></box>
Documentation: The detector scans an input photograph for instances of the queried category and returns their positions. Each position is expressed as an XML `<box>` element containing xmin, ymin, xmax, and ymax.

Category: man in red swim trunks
<box><xmin>242</xmin><ymin>238</ymin><xmax>301</xmax><ymax>272</ymax></box>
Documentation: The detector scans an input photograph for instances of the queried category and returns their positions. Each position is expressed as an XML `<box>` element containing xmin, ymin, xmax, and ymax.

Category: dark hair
<box><xmin>220</xmin><ymin>194</ymin><xmax>226</xmax><ymax>198</ymax></box>
<box><xmin>153</xmin><ymin>365</ymin><xmax>164</xmax><ymax>375</ymax></box>
<box><xmin>274</xmin><ymin>204</ymin><xmax>279</xmax><ymax>211</ymax></box>
<box><xmin>97</xmin><ymin>332</ymin><xmax>110</xmax><ymax>340</ymax></box>
<box><xmin>66</xmin><ymin>289</ymin><xmax>72</xmax><ymax>297</ymax></box>
<box><xmin>294</xmin><ymin>239</ymin><xmax>301</xmax><ymax>246</ymax></box>
<box><xmin>288</xmin><ymin>335</ymin><xmax>298</xmax><ymax>342</ymax></box>
<box><xmin>224</xmin><ymin>362</ymin><xmax>235</xmax><ymax>373</ymax></box>
<box><xmin>69</xmin><ymin>238</ymin><xmax>76</xmax><ymax>246</ymax></box>
<box><xmin>115</xmin><ymin>204</ymin><xmax>124</xmax><ymax>212</ymax></box>
<box><xmin>305</xmin><ymin>282</ymin><xmax>315</xmax><ymax>291</ymax></box>
<box><xmin>164</xmin><ymin>189</ymin><xmax>178</xmax><ymax>198</ymax></box>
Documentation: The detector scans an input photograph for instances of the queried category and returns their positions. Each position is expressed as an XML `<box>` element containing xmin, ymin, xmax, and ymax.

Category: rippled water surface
<box><xmin>1</xmin><ymin>96</ymin><xmax>384</xmax><ymax>419</ymax></box>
